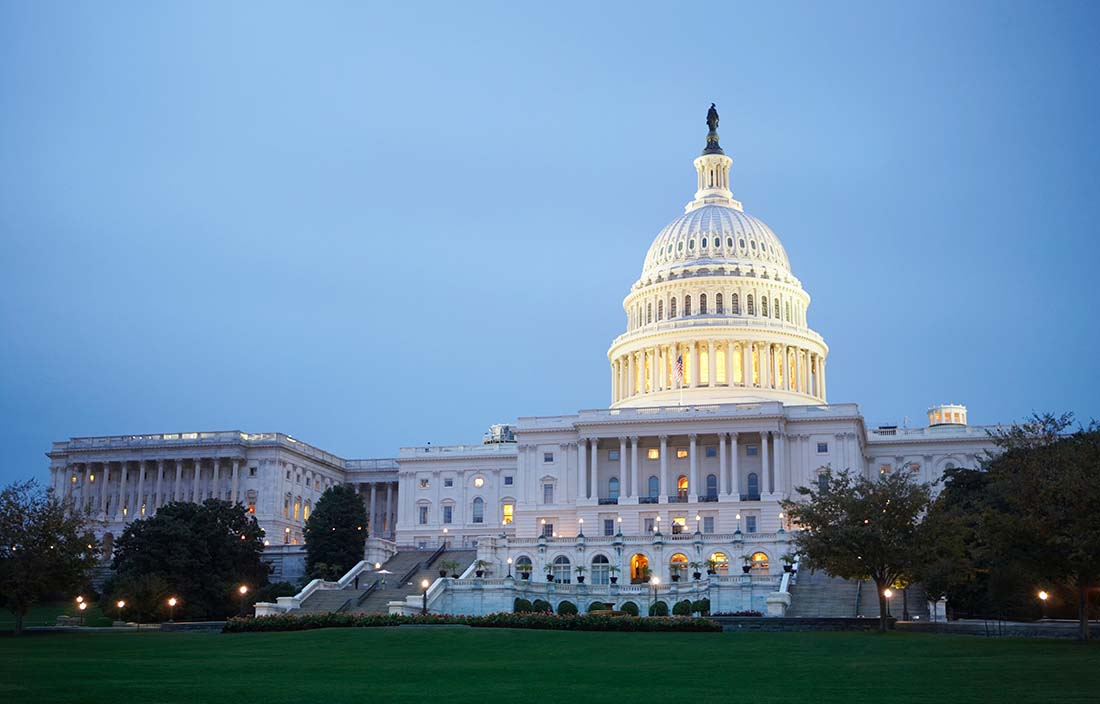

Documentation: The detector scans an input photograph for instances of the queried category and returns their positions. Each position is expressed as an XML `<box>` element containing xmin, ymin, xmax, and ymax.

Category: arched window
<box><xmin>677</xmin><ymin>475</ymin><xmax>689</xmax><ymax>500</ymax></box>
<box><xmin>709</xmin><ymin>552</ymin><xmax>729</xmax><ymax>574</ymax></box>
<box><xmin>646</xmin><ymin>302</ymin><xmax>652</xmax><ymax>324</ymax></box>
<box><xmin>293</xmin><ymin>497</ymin><xmax>301</xmax><ymax>521</ymax></box>
<box><xmin>700</xmin><ymin>293</ymin><xmax>708</xmax><ymax>315</ymax></box>
<box><xmin>747</xmin><ymin>472</ymin><xmax>759</xmax><ymax>498</ymax></box>
<box><xmin>669</xmin><ymin>553</ymin><xmax>689</xmax><ymax>579</ymax></box>
<box><xmin>750</xmin><ymin>551</ymin><xmax>770</xmax><ymax>570</ymax></box>
<box><xmin>303</xmin><ymin>501</ymin><xmax>311</xmax><ymax>521</ymax></box>
<box><xmin>715</xmin><ymin>293</ymin><xmax>724</xmax><ymax>314</ymax></box>
<box><xmin>647</xmin><ymin>475</ymin><xmax>659</xmax><ymax>498</ymax></box>
<box><xmin>774</xmin><ymin>298</ymin><xmax>780</xmax><ymax>319</ymax></box>
<box><xmin>608</xmin><ymin>477</ymin><xmax>620</xmax><ymax>500</ymax></box>
<box><xmin>515</xmin><ymin>555</ymin><xmax>533</xmax><ymax>576</ymax></box>
<box><xmin>630</xmin><ymin>554</ymin><xmax>649</xmax><ymax>583</ymax></box>
<box><xmin>747</xmin><ymin>294</ymin><xmax>755</xmax><ymax>315</ymax></box>
<box><xmin>705</xmin><ymin>473</ymin><xmax>718</xmax><ymax>499</ymax></box>
<box><xmin>670</xmin><ymin>297</ymin><xmax>677</xmax><ymax>318</ymax></box>
<box><xmin>732</xmin><ymin>292</ymin><xmax>740</xmax><ymax>314</ymax></box>
<box><xmin>472</xmin><ymin>497</ymin><xmax>484</xmax><ymax>523</ymax></box>
<box><xmin>591</xmin><ymin>555</ymin><xmax>610</xmax><ymax>585</ymax></box>
<box><xmin>761</xmin><ymin>296</ymin><xmax>768</xmax><ymax>317</ymax></box>
<box><xmin>553</xmin><ymin>555</ymin><xmax>571</xmax><ymax>583</ymax></box>
<box><xmin>684</xmin><ymin>295</ymin><xmax>692</xmax><ymax>316</ymax></box>
<box><xmin>657</xmin><ymin>300</ymin><xmax>664</xmax><ymax>321</ymax></box>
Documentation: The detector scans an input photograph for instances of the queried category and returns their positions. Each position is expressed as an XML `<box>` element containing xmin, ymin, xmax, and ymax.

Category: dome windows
<box><xmin>739</xmin><ymin>238</ymin><xmax>746</xmax><ymax>249</ymax></box>
<box><xmin>684</xmin><ymin>295</ymin><xmax>692</xmax><ymax>316</ymax></box>
<box><xmin>677</xmin><ymin>241</ymin><xmax>684</xmax><ymax>252</ymax></box>
<box><xmin>726</xmin><ymin>237</ymin><xmax>733</xmax><ymax>248</ymax></box>
<box><xmin>688</xmin><ymin>239</ymin><xmax>696</xmax><ymax>251</ymax></box>
<box><xmin>701</xmin><ymin>237</ymin><xmax>708</xmax><ymax>248</ymax></box>
<box><xmin>750</xmin><ymin>240</ymin><xmax>757</xmax><ymax>250</ymax></box>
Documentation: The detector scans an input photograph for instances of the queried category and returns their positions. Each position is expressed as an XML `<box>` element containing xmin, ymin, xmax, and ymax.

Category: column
<box><xmin>648</xmin><ymin>348</ymin><xmax>657</xmax><ymax>394</ymax></box>
<box><xmin>154</xmin><ymin>460</ymin><xmax>164</xmax><ymax>509</ymax></box>
<box><xmin>99</xmin><ymin>463</ymin><xmax>110</xmax><ymax>513</ymax></box>
<box><xmin>577</xmin><ymin>439</ymin><xmax>588</xmax><ymax>500</ymax></box>
<box><xmin>590</xmin><ymin>439</ymin><xmax>599</xmax><ymax>500</ymax></box>
<box><xmin>707</xmin><ymin>340</ymin><xmax>716</xmax><ymax>387</ymax></box>
<box><xmin>174</xmin><ymin>461</ymin><xmax>183</xmax><ymax>501</ymax></box>
<box><xmin>118</xmin><ymin>461</ymin><xmax>129</xmax><ymax>519</ymax></box>
<box><xmin>629</xmin><ymin>436</ymin><xmax>639</xmax><ymax>499</ymax></box>
<box><xmin>688</xmin><ymin>434</ymin><xmax>698</xmax><ymax>499</ymax></box>
<box><xmin>821</xmin><ymin>359</ymin><xmax>827</xmax><ymax>401</ymax></box>
<box><xmin>776</xmin><ymin>431</ymin><xmax>786</xmax><ymax>496</ymax></box>
<box><xmin>690</xmin><ymin>342</ymin><xmax>700</xmax><ymax>388</ymax></box>
<box><xmin>191</xmin><ymin>459</ymin><xmax>201</xmax><ymax>502</ymax></box>
<box><xmin>783</xmin><ymin>348</ymin><xmax>791</xmax><ymax>391</ymax></box>
<box><xmin>730</xmin><ymin>433</ymin><xmax>740</xmax><ymax>497</ymax></box>
<box><xmin>212</xmin><ymin>460</ymin><xmax>221</xmax><ymax>501</ymax></box>
<box><xmin>617</xmin><ymin>437</ymin><xmax>626</xmax><ymax>499</ymax></box>
<box><xmin>231</xmin><ymin>459</ymin><xmax>241</xmax><ymax>505</ymax></box>
<box><xmin>385</xmin><ymin>483</ymin><xmax>394</xmax><ymax>538</ymax></box>
<box><xmin>659</xmin><ymin>435</ymin><xmax>669</xmax><ymax>501</ymax></box>
<box><xmin>718</xmin><ymin>432</ymin><xmax>728</xmax><ymax>496</ymax></box>
<box><xmin>741</xmin><ymin>342</ymin><xmax>751</xmax><ymax>387</ymax></box>
<box><xmin>761</xmin><ymin>344</ymin><xmax>771</xmax><ymax>389</ymax></box>
<box><xmin>627</xmin><ymin>353</ymin><xmax>635</xmax><ymax>398</ymax></box>
<box><xmin>726</xmin><ymin>340</ymin><xmax>735</xmax><ymax>387</ymax></box>
<box><xmin>611</xmin><ymin>360</ymin><xmax>619</xmax><ymax>402</ymax></box>
<box><xmin>366</xmin><ymin>483</ymin><xmax>375</xmax><ymax>537</ymax></box>
<box><xmin>136</xmin><ymin>460</ymin><xmax>146</xmax><ymax>517</ymax></box>
<box><xmin>762</xmin><ymin>431</ymin><xmax>772</xmax><ymax>495</ymax></box>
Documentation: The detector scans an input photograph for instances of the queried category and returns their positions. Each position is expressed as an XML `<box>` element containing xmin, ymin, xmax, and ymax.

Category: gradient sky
<box><xmin>2</xmin><ymin>1</ymin><xmax>1098</xmax><ymax>485</ymax></box>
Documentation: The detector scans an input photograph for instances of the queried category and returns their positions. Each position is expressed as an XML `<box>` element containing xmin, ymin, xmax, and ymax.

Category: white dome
<box><xmin>641</xmin><ymin>204</ymin><xmax>791</xmax><ymax>279</ymax></box>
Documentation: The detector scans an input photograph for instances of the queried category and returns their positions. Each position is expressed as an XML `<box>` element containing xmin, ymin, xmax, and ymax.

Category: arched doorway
<box><xmin>630</xmin><ymin>554</ymin><xmax>649</xmax><ymax>583</ymax></box>
<box><xmin>677</xmin><ymin>475</ymin><xmax>689</xmax><ymax>501</ymax></box>
<box><xmin>669</xmin><ymin>553</ymin><xmax>688</xmax><ymax>581</ymax></box>
<box><xmin>709</xmin><ymin>551</ymin><xmax>729</xmax><ymax>575</ymax></box>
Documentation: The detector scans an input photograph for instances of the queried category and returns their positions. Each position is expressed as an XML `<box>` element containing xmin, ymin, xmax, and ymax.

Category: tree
<box><xmin>0</xmin><ymin>480</ymin><xmax>100</xmax><ymax>634</ymax></box>
<box><xmin>783</xmin><ymin>470</ymin><xmax>932</xmax><ymax>632</ymax></box>
<box><xmin>112</xmin><ymin>500</ymin><xmax>268</xmax><ymax>620</ymax></box>
<box><xmin>103</xmin><ymin>573</ymin><xmax>170</xmax><ymax>623</ymax></box>
<box><xmin>982</xmin><ymin>413</ymin><xmax>1100</xmax><ymax>641</ymax></box>
<box><xmin>304</xmin><ymin>485</ymin><xmax>367</xmax><ymax>579</ymax></box>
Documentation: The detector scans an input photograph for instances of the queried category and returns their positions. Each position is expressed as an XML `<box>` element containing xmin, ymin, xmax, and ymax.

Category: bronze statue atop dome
<box><xmin>706</xmin><ymin>103</ymin><xmax>719</xmax><ymax>132</ymax></box>
<box><xmin>703</xmin><ymin>102</ymin><xmax>724</xmax><ymax>155</ymax></box>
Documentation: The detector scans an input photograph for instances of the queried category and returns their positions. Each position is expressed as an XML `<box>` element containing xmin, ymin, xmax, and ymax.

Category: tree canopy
<box><xmin>112</xmin><ymin>499</ymin><xmax>268</xmax><ymax>620</ymax></box>
<box><xmin>304</xmin><ymin>485</ymin><xmax>367</xmax><ymax>579</ymax></box>
<box><xmin>0</xmin><ymin>480</ymin><xmax>100</xmax><ymax>634</ymax></box>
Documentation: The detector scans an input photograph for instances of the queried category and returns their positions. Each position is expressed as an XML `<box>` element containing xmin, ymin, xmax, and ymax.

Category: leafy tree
<box><xmin>783</xmin><ymin>470</ymin><xmax>932</xmax><ymax>632</ymax></box>
<box><xmin>112</xmin><ymin>500</ymin><xmax>268</xmax><ymax>620</ymax></box>
<box><xmin>103</xmin><ymin>573</ymin><xmax>170</xmax><ymax>623</ymax></box>
<box><xmin>0</xmin><ymin>480</ymin><xmax>100</xmax><ymax>634</ymax></box>
<box><xmin>304</xmin><ymin>485</ymin><xmax>367</xmax><ymax>579</ymax></box>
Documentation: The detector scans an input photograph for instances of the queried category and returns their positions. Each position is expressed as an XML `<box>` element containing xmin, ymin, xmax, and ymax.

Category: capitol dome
<box><xmin>608</xmin><ymin>105</ymin><xmax>829</xmax><ymax>408</ymax></box>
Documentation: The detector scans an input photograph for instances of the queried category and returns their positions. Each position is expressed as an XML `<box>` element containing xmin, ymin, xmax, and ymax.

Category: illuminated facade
<box><xmin>46</xmin><ymin>109</ymin><xmax>999</xmax><ymax>616</ymax></box>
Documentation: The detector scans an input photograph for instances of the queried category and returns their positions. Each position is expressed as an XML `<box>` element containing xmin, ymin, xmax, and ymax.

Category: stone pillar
<box><xmin>369</xmin><ymin>483</ymin><xmax>378</xmax><ymax>537</ymax></box>
<box><xmin>730</xmin><ymin>433</ymin><xmax>740</xmax><ymax>497</ymax></box>
<box><xmin>617</xmin><ymin>437</ymin><xmax>627</xmax><ymax>499</ymax></box>
<box><xmin>690</xmin><ymin>342</ymin><xmax>699</xmax><ymax>388</ymax></box>
<box><xmin>688</xmin><ymin>434</ymin><xmax>698</xmax><ymax>499</ymax></box>
<box><xmin>590</xmin><ymin>439</ymin><xmax>599</xmax><ymax>500</ymax></box>
<box><xmin>117</xmin><ymin>461</ymin><xmax>128</xmax><ymax>520</ymax></box>
<box><xmin>231</xmin><ymin>459</ymin><xmax>241</xmax><ymax>506</ymax></box>
<box><xmin>629</xmin><ymin>436</ymin><xmax>639</xmax><ymax>499</ymax></box>
<box><xmin>627</xmin><ymin>353</ymin><xmax>635</xmax><ymax>398</ymax></box>
<box><xmin>99</xmin><ymin>463</ymin><xmax>110</xmax><ymax>513</ymax></box>
<box><xmin>385</xmin><ymin>483</ymin><xmax>394</xmax><ymax>538</ymax></box>
<box><xmin>707</xmin><ymin>340</ymin><xmax>716</xmax><ymax>387</ymax></box>
<box><xmin>762</xmin><ymin>431</ymin><xmax>772</xmax><ymax>495</ymax></box>
<box><xmin>611</xmin><ymin>360</ymin><xmax>618</xmax><ymax>402</ymax></box>
<box><xmin>174</xmin><ymin>461</ymin><xmax>183</xmax><ymax>502</ymax></box>
<box><xmin>154</xmin><ymin>460</ymin><xmax>164</xmax><ymax>509</ymax></box>
<box><xmin>577</xmin><ymin>439</ymin><xmax>588</xmax><ymax>500</ymax></box>
<box><xmin>821</xmin><ymin>359</ymin><xmax>827</xmax><ymax>401</ymax></box>
<box><xmin>212</xmin><ymin>460</ymin><xmax>221</xmax><ymax>502</ymax></box>
<box><xmin>659</xmin><ymin>435</ymin><xmax>669</xmax><ymax>501</ymax></box>
<box><xmin>776</xmin><ymin>432</ymin><xmax>786</xmax><ymax>496</ymax></box>
<box><xmin>760</xmin><ymin>344</ymin><xmax>771</xmax><ymax>389</ymax></box>
<box><xmin>136</xmin><ymin>460</ymin><xmax>146</xmax><ymax>517</ymax></box>
<box><xmin>742</xmin><ymin>342</ymin><xmax>751</xmax><ymax>387</ymax></box>
<box><xmin>718</xmin><ymin>432</ymin><xmax>728</xmax><ymax>496</ymax></box>
<box><xmin>191</xmin><ymin>459</ymin><xmax>201</xmax><ymax>502</ymax></box>
<box><xmin>726</xmin><ymin>340</ymin><xmax>735</xmax><ymax>386</ymax></box>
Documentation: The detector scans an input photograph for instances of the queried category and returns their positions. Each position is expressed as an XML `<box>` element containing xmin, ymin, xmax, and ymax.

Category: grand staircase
<box><xmin>295</xmin><ymin>548</ymin><xmax>477</xmax><ymax>615</ymax></box>
<box><xmin>787</xmin><ymin>569</ymin><xmax>929</xmax><ymax>619</ymax></box>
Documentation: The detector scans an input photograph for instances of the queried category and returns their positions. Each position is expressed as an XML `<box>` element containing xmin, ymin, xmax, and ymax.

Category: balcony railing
<box><xmin>740</xmin><ymin>493</ymin><xmax>761</xmax><ymax>502</ymax></box>
<box><xmin>667</xmin><ymin>495</ymin><xmax>688</xmax><ymax>504</ymax></box>
<box><xmin>598</xmin><ymin>498</ymin><xmax>619</xmax><ymax>505</ymax></box>
<box><xmin>639</xmin><ymin>496</ymin><xmax>659</xmax><ymax>504</ymax></box>
<box><xmin>697</xmin><ymin>495</ymin><xmax>719</xmax><ymax>503</ymax></box>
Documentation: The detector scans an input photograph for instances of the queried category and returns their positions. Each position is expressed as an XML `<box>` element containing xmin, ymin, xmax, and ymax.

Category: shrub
<box><xmin>672</xmin><ymin>600</ymin><xmax>693</xmax><ymax>616</ymax></box>
<box><xmin>532</xmin><ymin>599</ymin><xmax>552</xmax><ymax>614</ymax></box>
<box><xmin>513</xmin><ymin>598</ymin><xmax>533</xmax><ymax>613</ymax></box>
<box><xmin>620</xmin><ymin>601</ymin><xmax>639</xmax><ymax>616</ymax></box>
<box><xmin>557</xmin><ymin>600</ymin><xmax>578</xmax><ymax>616</ymax></box>
<box><xmin>223</xmin><ymin>612</ymin><xmax>722</xmax><ymax>634</ymax></box>
<box><xmin>587</xmin><ymin>601</ymin><xmax>609</xmax><ymax>613</ymax></box>
<box><xmin>692</xmin><ymin>598</ymin><xmax>710</xmax><ymax>616</ymax></box>
<box><xmin>648</xmin><ymin>600</ymin><xmax>669</xmax><ymax>617</ymax></box>
<box><xmin>711</xmin><ymin>609</ymin><xmax>763</xmax><ymax>617</ymax></box>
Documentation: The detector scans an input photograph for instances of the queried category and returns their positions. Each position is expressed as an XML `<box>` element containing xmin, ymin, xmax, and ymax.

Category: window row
<box><xmin>629</xmin><ymin>291</ymin><xmax>805</xmax><ymax>330</ymax></box>
<box><xmin>416</xmin><ymin>498</ymin><xmax>514</xmax><ymax>526</ymax></box>
<box><xmin>513</xmin><ymin>550</ymin><xmax>772</xmax><ymax>584</ymax></box>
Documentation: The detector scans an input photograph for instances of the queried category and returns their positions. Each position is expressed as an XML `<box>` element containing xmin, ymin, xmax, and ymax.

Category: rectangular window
<box><xmin>502</xmin><ymin>504</ymin><xmax>514</xmax><ymax>524</ymax></box>
<box><xmin>419</xmin><ymin>478</ymin><xmax>430</xmax><ymax>489</ymax></box>
<box><xmin>879</xmin><ymin>463</ymin><xmax>892</xmax><ymax>475</ymax></box>
<box><xmin>541</xmin><ymin>522</ymin><xmax>554</xmax><ymax>538</ymax></box>
<box><xmin>543</xmin><ymin>483</ymin><xmax>554</xmax><ymax>504</ymax></box>
<box><xmin>746</xmin><ymin>515</ymin><xmax>757</xmax><ymax>533</ymax></box>
<box><xmin>644</xmin><ymin>518</ymin><xmax>655</xmax><ymax>533</ymax></box>
<box><xmin>817</xmin><ymin>442</ymin><xmax>829</xmax><ymax>454</ymax></box>
<box><xmin>444</xmin><ymin>478</ymin><xmax>454</xmax><ymax>488</ymax></box>
<box><xmin>504</xmin><ymin>475</ymin><xmax>513</xmax><ymax>485</ymax></box>
<box><xmin>676</xmin><ymin>449</ymin><xmax>688</xmax><ymax>459</ymax></box>
<box><xmin>603</xmin><ymin>519</ymin><xmax>615</xmax><ymax>536</ymax></box>
<box><xmin>608</xmin><ymin>449</ymin><xmax>620</xmax><ymax>461</ymax></box>
<box><xmin>418</xmin><ymin>506</ymin><xmax>429</xmax><ymax>525</ymax></box>
<box><xmin>249</xmin><ymin>467</ymin><xmax>257</xmax><ymax>477</ymax></box>
<box><xmin>647</xmin><ymin>448</ymin><xmax>660</xmax><ymax>460</ymax></box>
<box><xmin>705</xmin><ymin>446</ymin><xmax>717</xmax><ymax>458</ymax></box>
<box><xmin>442</xmin><ymin>505</ymin><xmax>453</xmax><ymax>524</ymax></box>
<box><xmin>543</xmin><ymin>452</ymin><xmax>554</xmax><ymax>463</ymax></box>
<box><xmin>703</xmin><ymin>516</ymin><xmax>715</xmax><ymax>534</ymax></box>
<box><xmin>286</xmin><ymin>470</ymin><xmax>291</xmax><ymax>480</ymax></box>
<box><xmin>746</xmin><ymin>446</ymin><xmax>759</xmax><ymax>457</ymax></box>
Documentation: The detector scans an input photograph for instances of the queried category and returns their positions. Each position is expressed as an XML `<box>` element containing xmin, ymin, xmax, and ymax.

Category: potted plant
<box><xmin>689</xmin><ymin>561</ymin><xmax>703</xmax><ymax>580</ymax></box>
<box><xmin>574</xmin><ymin>565</ymin><xmax>586</xmax><ymax>584</ymax></box>
<box><xmin>518</xmin><ymin>563</ymin><xmax>532</xmax><ymax>580</ymax></box>
<box><xmin>439</xmin><ymin>558</ymin><xmax>460</xmax><ymax>578</ymax></box>
<box><xmin>670</xmin><ymin>564</ymin><xmax>682</xmax><ymax>582</ymax></box>
<box><xmin>609</xmin><ymin>566</ymin><xmax>620</xmax><ymax>584</ymax></box>
<box><xmin>474</xmin><ymin>559</ymin><xmax>491</xmax><ymax>578</ymax></box>
<box><xmin>705</xmin><ymin>558</ymin><xmax>719</xmax><ymax>575</ymax></box>
<box><xmin>781</xmin><ymin>554</ymin><xmax>796</xmax><ymax>573</ymax></box>
<box><xmin>546</xmin><ymin>566</ymin><xmax>556</xmax><ymax>582</ymax></box>
<box><xmin>741</xmin><ymin>555</ymin><xmax>754</xmax><ymax>574</ymax></box>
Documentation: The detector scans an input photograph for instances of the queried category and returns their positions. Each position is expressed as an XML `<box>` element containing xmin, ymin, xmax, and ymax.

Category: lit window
<box><xmin>502</xmin><ymin>504</ymin><xmax>514</xmax><ymax>525</ymax></box>
<box><xmin>817</xmin><ymin>442</ymin><xmax>828</xmax><ymax>453</ymax></box>
<box><xmin>676</xmin><ymin>449</ymin><xmax>688</xmax><ymax>459</ymax></box>
<box><xmin>303</xmin><ymin>503</ymin><xmax>311</xmax><ymax>521</ymax></box>
<box><xmin>89</xmin><ymin>474</ymin><xmax>95</xmax><ymax>483</ymax></box>
<box><xmin>647</xmin><ymin>448</ymin><xmax>659</xmax><ymax>460</ymax></box>
<box><xmin>750</xmin><ymin>550</ymin><xmax>768</xmax><ymax>568</ymax></box>
<box><xmin>879</xmin><ymin>464</ymin><xmax>892</xmax><ymax>475</ymax></box>
<box><xmin>247</xmin><ymin>500</ymin><xmax>256</xmax><ymax>514</ymax></box>
<box><xmin>474</xmin><ymin>477</ymin><xmax>484</xmax><ymax>488</ymax></box>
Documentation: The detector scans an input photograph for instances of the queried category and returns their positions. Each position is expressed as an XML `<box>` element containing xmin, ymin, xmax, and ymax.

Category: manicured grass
<box><xmin>3</xmin><ymin>628</ymin><xmax>1098</xmax><ymax>703</ymax></box>
<box><xmin>0</xmin><ymin>601</ymin><xmax>112</xmax><ymax>630</ymax></box>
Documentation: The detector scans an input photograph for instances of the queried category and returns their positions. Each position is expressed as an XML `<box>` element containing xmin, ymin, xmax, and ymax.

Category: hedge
<box><xmin>672</xmin><ymin>600</ymin><xmax>693</xmax><ymax>616</ymax></box>
<box><xmin>587</xmin><ymin>601</ymin><xmax>609</xmax><ymax>613</ymax></box>
<box><xmin>224</xmin><ymin>612</ymin><xmax>722</xmax><ymax>633</ymax></box>
<box><xmin>532</xmin><ymin>599</ymin><xmax>552</xmax><ymax>614</ymax></box>
<box><xmin>692</xmin><ymin>599</ymin><xmax>710</xmax><ymax>616</ymax></box>
<box><xmin>620</xmin><ymin>601</ymin><xmax>640</xmax><ymax>616</ymax></box>
<box><xmin>557</xmin><ymin>600</ymin><xmax>578</xmax><ymax>616</ymax></box>
<box><xmin>649</xmin><ymin>600</ymin><xmax>669</xmax><ymax>617</ymax></box>
<box><xmin>513</xmin><ymin>598</ymin><xmax>533</xmax><ymax>613</ymax></box>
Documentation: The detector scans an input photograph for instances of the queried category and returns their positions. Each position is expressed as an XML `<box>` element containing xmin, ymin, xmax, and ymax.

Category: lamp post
<box><xmin>116</xmin><ymin>600</ymin><xmax>126</xmax><ymax>623</ymax></box>
<box><xmin>578</xmin><ymin>518</ymin><xmax>584</xmax><ymax>537</ymax></box>
<box><xmin>650</xmin><ymin>576</ymin><xmax>660</xmax><ymax>615</ymax></box>
<box><xmin>421</xmin><ymin>579</ymin><xmax>430</xmax><ymax>615</ymax></box>
<box><xmin>167</xmin><ymin>597</ymin><xmax>178</xmax><ymax>622</ymax></box>
<box><xmin>77</xmin><ymin>601</ymin><xmax>87</xmax><ymax>626</ymax></box>
<box><xmin>238</xmin><ymin>585</ymin><xmax>249</xmax><ymax>616</ymax></box>
<box><xmin>442</xmin><ymin>527</ymin><xmax>448</xmax><ymax>549</ymax></box>
<box><xmin>735</xmin><ymin>513</ymin><xmax>742</xmax><ymax>532</ymax></box>
<box><xmin>507</xmin><ymin>557</ymin><xmax>513</xmax><ymax>578</ymax></box>
<box><xmin>1038</xmin><ymin>590</ymin><xmax>1049</xmax><ymax>620</ymax></box>
<box><xmin>883</xmin><ymin>588</ymin><xmax>893</xmax><ymax>618</ymax></box>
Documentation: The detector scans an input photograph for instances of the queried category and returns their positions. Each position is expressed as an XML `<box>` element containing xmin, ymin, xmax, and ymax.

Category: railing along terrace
<box><xmin>399</xmin><ymin>443</ymin><xmax>518</xmax><ymax>457</ymax></box>
<box><xmin>609</xmin><ymin>316</ymin><xmax>827</xmax><ymax>348</ymax></box>
<box><xmin>63</xmin><ymin>431</ymin><xmax>348</xmax><ymax>467</ymax></box>
<box><xmin>502</xmin><ymin>531</ymin><xmax>786</xmax><ymax>546</ymax></box>
<box><xmin>867</xmin><ymin>425</ymin><xmax>997</xmax><ymax>439</ymax></box>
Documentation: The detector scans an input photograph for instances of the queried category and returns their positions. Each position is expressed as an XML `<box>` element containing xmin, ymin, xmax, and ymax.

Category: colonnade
<box><xmin>355</xmin><ymin>481</ymin><xmax>397</xmax><ymax>539</ymax></box>
<box><xmin>611</xmin><ymin>340</ymin><xmax>825</xmax><ymax>403</ymax></box>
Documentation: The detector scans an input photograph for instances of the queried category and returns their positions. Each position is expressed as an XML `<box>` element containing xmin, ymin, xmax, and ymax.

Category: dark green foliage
<box><xmin>305</xmin><ymin>486</ymin><xmax>368</xmax><ymax>579</ymax></box>
<box><xmin>557</xmin><ymin>600</ymin><xmax>578</xmax><ymax>615</ymax></box>
<box><xmin>112</xmin><ymin>500</ymin><xmax>268</xmax><ymax>620</ymax></box>
<box><xmin>513</xmin><ymin>598</ymin><xmax>533</xmax><ymax>613</ymax></box>
<box><xmin>102</xmin><ymin>573</ymin><xmax>170</xmax><ymax>623</ymax></box>
<box><xmin>587</xmin><ymin>601</ymin><xmax>609</xmax><ymax>612</ymax></box>
<box><xmin>620</xmin><ymin>601</ymin><xmax>639</xmax><ymax>616</ymax></box>
<box><xmin>672</xmin><ymin>599</ymin><xmax>692</xmax><ymax>616</ymax></box>
<box><xmin>692</xmin><ymin>598</ymin><xmax>710</xmax><ymax>616</ymax></box>
<box><xmin>532</xmin><ymin>599</ymin><xmax>552</xmax><ymax>613</ymax></box>
<box><xmin>648</xmin><ymin>600</ymin><xmax>669</xmax><ymax>616</ymax></box>
<box><xmin>0</xmin><ymin>480</ymin><xmax>99</xmax><ymax>634</ymax></box>
<box><xmin>224</xmin><ymin>611</ymin><xmax>722</xmax><ymax>633</ymax></box>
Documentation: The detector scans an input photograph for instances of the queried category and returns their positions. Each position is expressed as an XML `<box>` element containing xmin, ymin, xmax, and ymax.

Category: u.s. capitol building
<box><xmin>46</xmin><ymin>108</ymin><xmax>997</xmax><ymax>617</ymax></box>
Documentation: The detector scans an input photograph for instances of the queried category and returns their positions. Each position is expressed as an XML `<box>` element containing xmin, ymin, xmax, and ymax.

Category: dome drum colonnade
<box><xmin>609</xmin><ymin>107</ymin><xmax>828</xmax><ymax>408</ymax></box>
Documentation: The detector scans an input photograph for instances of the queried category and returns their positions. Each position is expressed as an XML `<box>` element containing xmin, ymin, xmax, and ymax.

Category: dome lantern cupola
<box><xmin>686</xmin><ymin>104</ymin><xmax>742</xmax><ymax>212</ymax></box>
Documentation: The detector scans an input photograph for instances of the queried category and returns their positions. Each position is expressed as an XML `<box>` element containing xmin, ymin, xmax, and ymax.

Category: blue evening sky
<box><xmin>2</xmin><ymin>1</ymin><xmax>1098</xmax><ymax>484</ymax></box>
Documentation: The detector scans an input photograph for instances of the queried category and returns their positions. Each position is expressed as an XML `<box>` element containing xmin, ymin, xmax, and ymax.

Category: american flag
<box><xmin>675</xmin><ymin>355</ymin><xmax>684</xmax><ymax>384</ymax></box>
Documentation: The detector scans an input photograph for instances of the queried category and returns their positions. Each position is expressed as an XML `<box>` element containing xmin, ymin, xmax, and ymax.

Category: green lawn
<box><xmin>0</xmin><ymin>601</ymin><xmax>112</xmax><ymax>630</ymax></box>
<box><xmin>3</xmin><ymin>628</ymin><xmax>1098</xmax><ymax>703</ymax></box>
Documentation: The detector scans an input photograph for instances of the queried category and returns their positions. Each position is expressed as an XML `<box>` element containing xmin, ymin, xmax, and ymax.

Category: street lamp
<box><xmin>578</xmin><ymin>518</ymin><xmax>584</xmax><ymax>537</ymax></box>
<box><xmin>507</xmin><ymin>557</ymin><xmax>513</xmax><ymax>578</ymax></box>
<box><xmin>442</xmin><ymin>527</ymin><xmax>449</xmax><ymax>548</ymax></box>
<box><xmin>116</xmin><ymin>600</ymin><xmax>126</xmax><ymax>623</ymax></box>
<box><xmin>420</xmin><ymin>578</ymin><xmax>430</xmax><ymax>615</ymax></box>
<box><xmin>735</xmin><ymin>513</ymin><xmax>742</xmax><ymax>532</ymax></box>
<box><xmin>238</xmin><ymin>585</ymin><xmax>249</xmax><ymax>616</ymax></box>
<box><xmin>1038</xmin><ymin>590</ymin><xmax>1049</xmax><ymax>620</ymax></box>
<box><xmin>78</xmin><ymin>601</ymin><xmax>87</xmax><ymax>626</ymax></box>
<box><xmin>883</xmin><ymin>588</ymin><xmax>893</xmax><ymax>618</ymax></box>
<box><xmin>650</xmin><ymin>576</ymin><xmax>660</xmax><ymax>615</ymax></box>
<box><xmin>167</xmin><ymin>597</ymin><xmax>178</xmax><ymax>622</ymax></box>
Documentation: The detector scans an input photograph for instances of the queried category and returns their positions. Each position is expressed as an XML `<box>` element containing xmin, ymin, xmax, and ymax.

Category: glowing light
<box><xmin>883</xmin><ymin>589</ymin><xmax>893</xmax><ymax>599</ymax></box>
<box><xmin>1038</xmin><ymin>590</ymin><xmax>1049</xmax><ymax>602</ymax></box>
<box><xmin>238</xmin><ymin>585</ymin><xmax>249</xmax><ymax>595</ymax></box>
<box><xmin>75</xmin><ymin>596</ymin><xmax>84</xmax><ymax>604</ymax></box>
<box><xmin>116</xmin><ymin>600</ymin><xmax>125</xmax><ymax>609</ymax></box>
<box><xmin>78</xmin><ymin>602</ymin><xmax>87</xmax><ymax>612</ymax></box>
<box><xmin>168</xmin><ymin>597</ymin><xmax>178</xmax><ymax>607</ymax></box>
<box><xmin>420</xmin><ymin>579</ymin><xmax>429</xmax><ymax>589</ymax></box>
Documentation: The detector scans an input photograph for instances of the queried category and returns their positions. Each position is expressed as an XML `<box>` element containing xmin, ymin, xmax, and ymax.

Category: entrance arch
<box><xmin>630</xmin><ymin>553</ymin><xmax>650</xmax><ymax>583</ymax></box>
